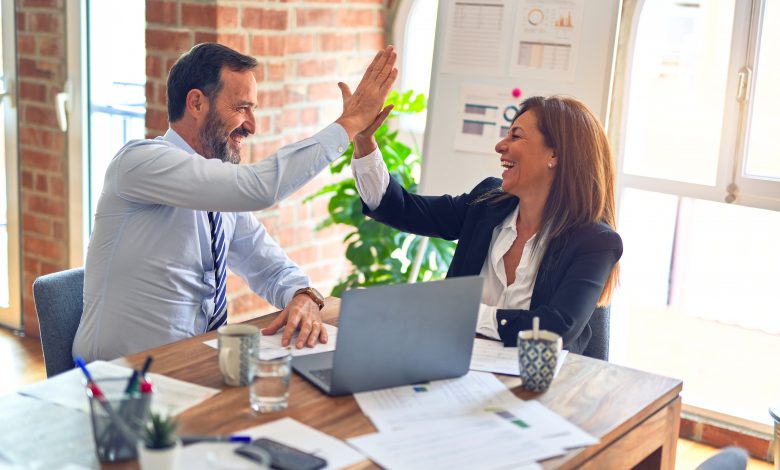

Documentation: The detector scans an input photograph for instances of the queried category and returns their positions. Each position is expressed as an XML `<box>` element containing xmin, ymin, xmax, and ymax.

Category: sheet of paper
<box><xmin>503</xmin><ymin>400</ymin><xmax>598</xmax><ymax>450</ymax></box>
<box><xmin>203</xmin><ymin>323</ymin><xmax>338</xmax><ymax>357</ymax></box>
<box><xmin>470</xmin><ymin>338</ymin><xmax>568</xmax><ymax>378</ymax></box>
<box><xmin>348</xmin><ymin>416</ymin><xmax>558</xmax><ymax>470</ymax></box>
<box><xmin>18</xmin><ymin>360</ymin><xmax>219</xmax><ymax>416</ymax></box>
<box><xmin>180</xmin><ymin>417</ymin><xmax>364</xmax><ymax>470</ymax></box>
<box><xmin>509</xmin><ymin>0</ymin><xmax>585</xmax><ymax>81</ymax></box>
<box><xmin>0</xmin><ymin>393</ymin><xmax>98</xmax><ymax>469</ymax></box>
<box><xmin>441</xmin><ymin>0</ymin><xmax>508</xmax><ymax>76</ymax></box>
<box><xmin>354</xmin><ymin>371</ymin><xmax>524</xmax><ymax>432</ymax></box>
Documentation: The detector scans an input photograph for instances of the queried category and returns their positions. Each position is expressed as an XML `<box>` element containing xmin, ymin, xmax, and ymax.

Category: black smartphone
<box><xmin>234</xmin><ymin>437</ymin><xmax>327</xmax><ymax>470</ymax></box>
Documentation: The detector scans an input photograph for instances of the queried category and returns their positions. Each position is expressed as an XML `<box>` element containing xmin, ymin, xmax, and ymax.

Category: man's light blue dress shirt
<box><xmin>73</xmin><ymin>124</ymin><xmax>348</xmax><ymax>361</ymax></box>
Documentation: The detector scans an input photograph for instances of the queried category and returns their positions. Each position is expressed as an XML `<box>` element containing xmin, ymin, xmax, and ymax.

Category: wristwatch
<box><xmin>294</xmin><ymin>287</ymin><xmax>325</xmax><ymax>310</ymax></box>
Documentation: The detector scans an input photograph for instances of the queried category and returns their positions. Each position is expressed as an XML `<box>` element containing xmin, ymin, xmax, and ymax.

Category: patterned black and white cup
<box><xmin>517</xmin><ymin>329</ymin><xmax>562</xmax><ymax>392</ymax></box>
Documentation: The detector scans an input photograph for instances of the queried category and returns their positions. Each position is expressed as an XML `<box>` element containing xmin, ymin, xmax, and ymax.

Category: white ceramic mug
<box><xmin>217</xmin><ymin>325</ymin><xmax>259</xmax><ymax>386</ymax></box>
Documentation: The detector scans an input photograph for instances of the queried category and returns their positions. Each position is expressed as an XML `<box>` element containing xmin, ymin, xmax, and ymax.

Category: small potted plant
<box><xmin>137</xmin><ymin>411</ymin><xmax>181</xmax><ymax>470</ymax></box>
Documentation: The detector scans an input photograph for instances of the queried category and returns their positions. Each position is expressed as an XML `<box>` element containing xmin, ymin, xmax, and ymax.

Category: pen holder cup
<box><xmin>87</xmin><ymin>377</ymin><xmax>150</xmax><ymax>462</ymax></box>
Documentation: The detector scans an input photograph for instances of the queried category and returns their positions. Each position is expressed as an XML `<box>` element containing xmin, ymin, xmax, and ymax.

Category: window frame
<box><xmin>0</xmin><ymin>0</ymin><xmax>21</xmax><ymax>329</ymax></box>
<box><xmin>610</xmin><ymin>0</ymin><xmax>778</xmax><ymax>213</ymax></box>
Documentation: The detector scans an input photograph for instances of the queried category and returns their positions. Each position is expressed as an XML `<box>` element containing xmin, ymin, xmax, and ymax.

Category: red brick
<box><xmin>50</xmin><ymin>176</ymin><xmax>64</xmax><ymax>196</ymax></box>
<box><xmin>301</xmin><ymin>107</ymin><xmax>319</xmax><ymax>126</ymax></box>
<box><xmin>251</xmin><ymin>36</ymin><xmax>285</xmax><ymax>57</ymax></box>
<box><xmin>146</xmin><ymin>108</ymin><xmax>169</xmax><ymax>135</ymax></box>
<box><xmin>194</xmin><ymin>31</ymin><xmax>218</xmax><ymax>45</ymax></box>
<box><xmin>181</xmin><ymin>4</ymin><xmax>216</xmax><ymax>28</ymax></box>
<box><xmin>17</xmin><ymin>35</ymin><xmax>35</xmax><ymax>55</ymax></box>
<box><xmin>319</xmin><ymin>33</ymin><xmax>356</xmax><ymax>52</ymax></box>
<box><xmin>286</xmin><ymin>34</ymin><xmax>314</xmax><ymax>54</ymax></box>
<box><xmin>29</xmin><ymin>12</ymin><xmax>61</xmax><ymax>34</ymax></box>
<box><xmin>146</xmin><ymin>55</ymin><xmax>162</xmax><ymax>79</ymax></box>
<box><xmin>358</xmin><ymin>32</ymin><xmax>384</xmax><ymax>50</ymax></box>
<box><xmin>376</xmin><ymin>8</ymin><xmax>386</xmax><ymax>28</ymax></box>
<box><xmin>37</xmin><ymin>36</ymin><xmax>61</xmax><ymax>57</ymax></box>
<box><xmin>16</xmin><ymin>12</ymin><xmax>26</xmax><ymax>32</ymax></box>
<box><xmin>23</xmin><ymin>235</ymin><xmax>64</xmax><ymax>260</ymax></box>
<box><xmin>147</xmin><ymin>1</ymin><xmax>178</xmax><ymax>26</ymax></box>
<box><xmin>21</xmin><ymin>0</ymin><xmax>62</xmax><ymax>7</ymax></box>
<box><xmin>23</xmin><ymin>256</ymin><xmax>40</xmax><ymax>274</ymax></box>
<box><xmin>23</xmin><ymin>150</ymin><xmax>61</xmax><ymax>171</ymax></box>
<box><xmin>217</xmin><ymin>6</ymin><xmax>239</xmax><ymax>29</ymax></box>
<box><xmin>256</xmin><ymin>115</ymin><xmax>273</xmax><ymax>134</ymax></box>
<box><xmin>288</xmin><ymin>246</ymin><xmax>318</xmax><ymax>265</ymax></box>
<box><xmin>308</xmin><ymin>82</ymin><xmax>341</xmax><ymax>101</ymax></box>
<box><xmin>23</xmin><ymin>214</ymin><xmax>52</xmax><ymax>236</ymax></box>
<box><xmin>700</xmin><ymin>423</ymin><xmax>771</xmax><ymax>460</ymax></box>
<box><xmin>215</xmin><ymin>33</ymin><xmax>246</xmax><ymax>54</ymax></box>
<box><xmin>268</xmin><ymin>62</ymin><xmax>287</xmax><ymax>82</ymax></box>
<box><xmin>19</xmin><ymin>79</ymin><xmax>47</xmax><ymax>103</ymax></box>
<box><xmin>22</xmin><ymin>171</ymin><xmax>33</xmax><ymax>189</ymax></box>
<box><xmin>280</xmin><ymin>109</ymin><xmax>300</xmax><ymax>129</ymax></box>
<box><xmin>146</xmin><ymin>29</ymin><xmax>192</xmax><ymax>53</ymax></box>
<box><xmin>296</xmin><ymin>9</ymin><xmax>335</xmax><ymax>28</ymax></box>
<box><xmin>26</xmin><ymin>195</ymin><xmax>65</xmax><ymax>217</ymax></box>
<box><xmin>336</xmin><ymin>9</ymin><xmax>374</xmax><ymax>28</ymax></box>
<box><xmin>298</xmin><ymin>58</ymin><xmax>337</xmax><ymax>77</ymax></box>
<box><xmin>257</xmin><ymin>90</ymin><xmax>285</xmax><ymax>108</ymax></box>
<box><xmin>19</xmin><ymin>58</ymin><xmax>55</xmax><ymax>80</ymax></box>
<box><xmin>284</xmin><ymin>85</ymin><xmax>306</xmax><ymax>105</ymax></box>
<box><xmin>35</xmin><ymin>174</ymin><xmax>48</xmax><ymax>192</ymax></box>
<box><xmin>242</xmin><ymin>8</ymin><xmax>288</xmax><ymax>31</ymax></box>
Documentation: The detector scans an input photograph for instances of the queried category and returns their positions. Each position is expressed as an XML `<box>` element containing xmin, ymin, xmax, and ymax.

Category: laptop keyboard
<box><xmin>310</xmin><ymin>368</ymin><xmax>333</xmax><ymax>386</ymax></box>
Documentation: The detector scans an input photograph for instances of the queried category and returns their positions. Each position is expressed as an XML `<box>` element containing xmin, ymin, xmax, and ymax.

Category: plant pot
<box><xmin>137</xmin><ymin>439</ymin><xmax>182</xmax><ymax>470</ymax></box>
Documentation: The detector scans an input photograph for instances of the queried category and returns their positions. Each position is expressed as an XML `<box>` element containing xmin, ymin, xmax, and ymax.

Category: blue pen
<box><xmin>179</xmin><ymin>435</ymin><xmax>252</xmax><ymax>445</ymax></box>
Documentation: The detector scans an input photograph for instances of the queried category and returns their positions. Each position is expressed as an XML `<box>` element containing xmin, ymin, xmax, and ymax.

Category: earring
<box><xmin>547</xmin><ymin>162</ymin><xmax>553</xmax><ymax>169</ymax></box>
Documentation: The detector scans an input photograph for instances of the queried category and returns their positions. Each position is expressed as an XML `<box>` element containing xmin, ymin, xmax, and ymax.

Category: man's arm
<box><xmin>226</xmin><ymin>213</ymin><xmax>327</xmax><ymax>348</ymax></box>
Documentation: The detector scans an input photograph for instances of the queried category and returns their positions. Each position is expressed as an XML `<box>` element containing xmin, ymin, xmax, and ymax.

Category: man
<box><xmin>73</xmin><ymin>43</ymin><xmax>397</xmax><ymax>361</ymax></box>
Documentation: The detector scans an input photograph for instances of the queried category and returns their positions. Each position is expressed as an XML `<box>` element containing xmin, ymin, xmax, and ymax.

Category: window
<box><xmin>65</xmin><ymin>0</ymin><xmax>146</xmax><ymax>260</ymax></box>
<box><xmin>610</xmin><ymin>0</ymin><xmax>780</xmax><ymax>430</ymax></box>
<box><xmin>0</xmin><ymin>0</ymin><xmax>21</xmax><ymax>329</ymax></box>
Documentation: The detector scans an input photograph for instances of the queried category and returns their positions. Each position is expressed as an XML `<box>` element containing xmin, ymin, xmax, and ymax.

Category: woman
<box><xmin>351</xmin><ymin>95</ymin><xmax>622</xmax><ymax>355</ymax></box>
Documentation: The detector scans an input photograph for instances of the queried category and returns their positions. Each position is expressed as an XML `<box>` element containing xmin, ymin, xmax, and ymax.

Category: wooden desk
<box><xmin>116</xmin><ymin>298</ymin><xmax>682</xmax><ymax>470</ymax></box>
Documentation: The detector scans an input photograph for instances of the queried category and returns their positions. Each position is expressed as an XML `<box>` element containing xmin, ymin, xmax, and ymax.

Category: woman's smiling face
<box><xmin>495</xmin><ymin>109</ymin><xmax>556</xmax><ymax>198</ymax></box>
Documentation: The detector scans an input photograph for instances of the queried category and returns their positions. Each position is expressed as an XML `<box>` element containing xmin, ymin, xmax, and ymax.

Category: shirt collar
<box><xmin>499</xmin><ymin>203</ymin><xmax>520</xmax><ymax>232</ymax></box>
<box><xmin>160</xmin><ymin>128</ymin><xmax>199</xmax><ymax>155</ymax></box>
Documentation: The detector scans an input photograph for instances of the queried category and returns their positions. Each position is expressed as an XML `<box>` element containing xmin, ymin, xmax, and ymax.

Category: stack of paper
<box><xmin>349</xmin><ymin>371</ymin><xmax>597</xmax><ymax>470</ymax></box>
<box><xmin>470</xmin><ymin>338</ymin><xmax>568</xmax><ymax>377</ymax></box>
<box><xmin>203</xmin><ymin>323</ymin><xmax>338</xmax><ymax>357</ymax></box>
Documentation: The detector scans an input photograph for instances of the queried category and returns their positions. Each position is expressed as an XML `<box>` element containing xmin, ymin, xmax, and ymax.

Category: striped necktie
<box><xmin>207</xmin><ymin>211</ymin><xmax>227</xmax><ymax>331</ymax></box>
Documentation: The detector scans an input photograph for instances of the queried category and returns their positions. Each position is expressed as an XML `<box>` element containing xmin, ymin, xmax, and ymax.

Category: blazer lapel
<box><xmin>459</xmin><ymin>200</ymin><xmax>517</xmax><ymax>276</ymax></box>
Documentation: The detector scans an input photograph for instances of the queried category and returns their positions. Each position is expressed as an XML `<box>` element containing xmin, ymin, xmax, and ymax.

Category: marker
<box><xmin>179</xmin><ymin>435</ymin><xmax>252</xmax><ymax>445</ymax></box>
<box><xmin>140</xmin><ymin>355</ymin><xmax>154</xmax><ymax>379</ymax></box>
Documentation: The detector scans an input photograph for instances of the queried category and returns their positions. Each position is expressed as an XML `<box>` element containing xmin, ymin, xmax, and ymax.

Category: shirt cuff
<box><xmin>476</xmin><ymin>303</ymin><xmax>501</xmax><ymax>340</ymax></box>
<box><xmin>351</xmin><ymin>147</ymin><xmax>384</xmax><ymax>170</ymax></box>
<box><xmin>313</xmin><ymin>123</ymin><xmax>350</xmax><ymax>162</ymax></box>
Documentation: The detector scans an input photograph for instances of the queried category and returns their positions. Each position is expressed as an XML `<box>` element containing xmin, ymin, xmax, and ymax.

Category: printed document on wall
<box><xmin>509</xmin><ymin>0</ymin><xmax>585</xmax><ymax>81</ymax></box>
<box><xmin>454</xmin><ymin>85</ymin><xmax>550</xmax><ymax>155</ymax></box>
<box><xmin>441</xmin><ymin>0</ymin><xmax>508</xmax><ymax>76</ymax></box>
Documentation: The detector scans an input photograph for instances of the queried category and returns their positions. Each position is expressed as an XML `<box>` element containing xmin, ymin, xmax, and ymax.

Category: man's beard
<box><xmin>199</xmin><ymin>108</ymin><xmax>246</xmax><ymax>164</ymax></box>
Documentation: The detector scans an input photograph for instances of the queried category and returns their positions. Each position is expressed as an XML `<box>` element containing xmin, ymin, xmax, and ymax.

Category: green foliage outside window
<box><xmin>305</xmin><ymin>91</ymin><xmax>456</xmax><ymax>297</ymax></box>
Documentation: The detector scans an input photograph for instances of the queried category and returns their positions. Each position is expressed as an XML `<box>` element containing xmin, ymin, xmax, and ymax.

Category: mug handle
<box><xmin>219</xmin><ymin>346</ymin><xmax>238</xmax><ymax>384</ymax></box>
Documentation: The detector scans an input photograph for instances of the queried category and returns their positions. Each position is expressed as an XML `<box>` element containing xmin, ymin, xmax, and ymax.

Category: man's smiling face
<box><xmin>198</xmin><ymin>68</ymin><xmax>258</xmax><ymax>164</ymax></box>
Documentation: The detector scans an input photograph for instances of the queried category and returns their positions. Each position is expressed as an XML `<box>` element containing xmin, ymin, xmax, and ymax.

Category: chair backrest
<box><xmin>582</xmin><ymin>306</ymin><xmax>610</xmax><ymax>361</ymax></box>
<box><xmin>695</xmin><ymin>446</ymin><xmax>748</xmax><ymax>470</ymax></box>
<box><xmin>32</xmin><ymin>267</ymin><xmax>85</xmax><ymax>377</ymax></box>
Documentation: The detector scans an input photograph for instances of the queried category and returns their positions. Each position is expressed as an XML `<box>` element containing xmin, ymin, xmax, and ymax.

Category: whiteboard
<box><xmin>420</xmin><ymin>0</ymin><xmax>622</xmax><ymax>196</ymax></box>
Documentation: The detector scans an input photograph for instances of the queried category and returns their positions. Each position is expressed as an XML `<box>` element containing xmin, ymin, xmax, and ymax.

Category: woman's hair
<box><xmin>485</xmin><ymin>95</ymin><xmax>619</xmax><ymax>305</ymax></box>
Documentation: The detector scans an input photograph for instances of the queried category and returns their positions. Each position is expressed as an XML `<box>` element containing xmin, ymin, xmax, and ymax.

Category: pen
<box><xmin>140</xmin><ymin>355</ymin><xmax>154</xmax><ymax>379</ymax></box>
<box><xmin>123</xmin><ymin>370</ymin><xmax>139</xmax><ymax>395</ymax></box>
<box><xmin>179</xmin><ymin>435</ymin><xmax>252</xmax><ymax>445</ymax></box>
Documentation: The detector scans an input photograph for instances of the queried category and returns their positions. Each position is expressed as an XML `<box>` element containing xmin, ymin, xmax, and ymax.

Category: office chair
<box><xmin>32</xmin><ymin>267</ymin><xmax>85</xmax><ymax>377</ymax></box>
<box><xmin>695</xmin><ymin>446</ymin><xmax>749</xmax><ymax>470</ymax></box>
<box><xmin>582</xmin><ymin>306</ymin><xmax>610</xmax><ymax>361</ymax></box>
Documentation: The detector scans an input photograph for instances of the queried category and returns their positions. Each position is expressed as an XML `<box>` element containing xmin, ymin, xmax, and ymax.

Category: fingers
<box><xmin>381</xmin><ymin>67</ymin><xmax>399</xmax><ymax>93</ymax></box>
<box><xmin>261</xmin><ymin>312</ymin><xmax>287</xmax><ymax>335</ymax></box>
<box><xmin>319</xmin><ymin>323</ymin><xmax>329</xmax><ymax>344</ymax></box>
<box><xmin>307</xmin><ymin>322</ymin><xmax>321</xmax><ymax>347</ymax></box>
<box><xmin>281</xmin><ymin>311</ymin><xmax>301</xmax><ymax>347</ymax></box>
<box><xmin>338</xmin><ymin>82</ymin><xmax>352</xmax><ymax>102</ymax></box>
<box><xmin>296</xmin><ymin>319</ymin><xmax>312</xmax><ymax>349</ymax></box>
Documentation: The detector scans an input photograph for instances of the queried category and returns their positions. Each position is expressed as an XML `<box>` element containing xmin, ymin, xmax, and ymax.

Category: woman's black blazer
<box><xmin>363</xmin><ymin>176</ymin><xmax>623</xmax><ymax>354</ymax></box>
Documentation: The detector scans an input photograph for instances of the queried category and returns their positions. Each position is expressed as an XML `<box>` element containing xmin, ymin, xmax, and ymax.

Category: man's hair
<box><xmin>167</xmin><ymin>43</ymin><xmax>257</xmax><ymax>123</ymax></box>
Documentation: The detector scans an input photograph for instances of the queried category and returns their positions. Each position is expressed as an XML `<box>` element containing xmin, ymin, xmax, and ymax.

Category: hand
<box><xmin>261</xmin><ymin>295</ymin><xmax>329</xmax><ymax>348</ymax></box>
<box><xmin>335</xmin><ymin>45</ymin><xmax>398</xmax><ymax>141</ymax></box>
<box><xmin>353</xmin><ymin>104</ymin><xmax>393</xmax><ymax>159</ymax></box>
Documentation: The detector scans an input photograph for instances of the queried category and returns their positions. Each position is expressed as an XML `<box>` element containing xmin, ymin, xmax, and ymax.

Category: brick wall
<box><xmin>17</xmin><ymin>0</ymin><xmax>69</xmax><ymax>336</ymax></box>
<box><xmin>145</xmin><ymin>0</ymin><xmax>388</xmax><ymax>319</ymax></box>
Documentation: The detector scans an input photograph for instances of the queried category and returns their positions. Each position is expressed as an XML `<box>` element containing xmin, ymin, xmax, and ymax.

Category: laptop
<box><xmin>292</xmin><ymin>276</ymin><xmax>484</xmax><ymax>396</ymax></box>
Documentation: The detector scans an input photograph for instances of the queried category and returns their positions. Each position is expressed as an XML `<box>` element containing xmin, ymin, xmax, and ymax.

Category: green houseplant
<box><xmin>137</xmin><ymin>411</ymin><xmax>181</xmax><ymax>470</ymax></box>
<box><xmin>306</xmin><ymin>90</ymin><xmax>456</xmax><ymax>296</ymax></box>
